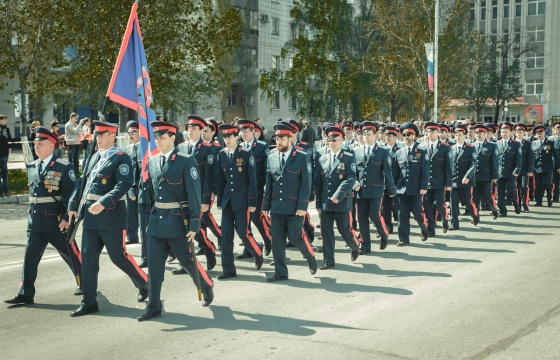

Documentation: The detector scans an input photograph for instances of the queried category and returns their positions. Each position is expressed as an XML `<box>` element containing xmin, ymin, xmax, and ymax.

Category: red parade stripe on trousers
<box><xmin>122</xmin><ymin>230</ymin><xmax>148</xmax><ymax>282</ymax></box>
<box><xmin>443</xmin><ymin>203</ymin><xmax>449</xmax><ymax>220</ymax></box>
<box><xmin>258</xmin><ymin>211</ymin><xmax>272</xmax><ymax>241</ymax></box>
<box><xmin>199</xmin><ymin>228</ymin><xmax>216</xmax><ymax>253</ymax></box>
<box><xmin>378</xmin><ymin>198</ymin><xmax>390</xmax><ymax>236</ymax></box>
<box><xmin>347</xmin><ymin>212</ymin><xmax>361</xmax><ymax>246</ymax></box>
<box><xmin>246</xmin><ymin>211</ymin><xmax>262</xmax><ymax>256</ymax></box>
<box><xmin>196</xmin><ymin>261</ymin><xmax>214</xmax><ymax>287</ymax></box>
<box><xmin>301</xmin><ymin>229</ymin><xmax>315</xmax><ymax>257</ymax></box>
<box><xmin>70</xmin><ymin>241</ymin><xmax>82</xmax><ymax>263</ymax></box>
<box><xmin>206</xmin><ymin>211</ymin><xmax>222</xmax><ymax>237</ymax></box>
<box><xmin>469</xmin><ymin>188</ymin><xmax>479</xmax><ymax>217</ymax></box>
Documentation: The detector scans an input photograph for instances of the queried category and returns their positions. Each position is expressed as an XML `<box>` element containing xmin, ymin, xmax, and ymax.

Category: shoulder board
<box><xmin>296</xmin><ymin>149</ymin><xmax>307</xmax><ymax>155</ymax></box>
<box><xmin>212</xmin><ymin>142</ymin><xmax>221</xmax><ymax>147</ymax></box>
<box><xmin>440</xmin><ymin>141</ymin><xmax>450</xmax><ymax>147</ymax></box>
<box><xmin>270</xmin><ymin>148</ymin><xmax>279</xmax><ymax>154</ymax></box>
<box><xmin>295</xmin><ymin>145</ymin><xmax>303</xmax><ymax>151</ymax></box>
<box><xmin>176</xmin><ymin>152</ymin><xmax>189</xmax><ymax>158</ymax></box>
<box><xmin>116</xmin><ymin>151</ymin><xmax>125</xmax><ymax>155</ymax></box>
<box><xmin>256</xmin><ymin>140</ymin><xmax>267</xmax><ymax>146</ymax></box>
<box><xmin>240</xmin><ymin>147</ymin><xmax>250</xmax><ymax>152</ymax></box>
<box><xmin>511</xmin><ymin>139</ymin><xmax>519</xmax><ymax>143</ymax></box>
<box><xmin>465</xmin><ymin>143</ymin><xmax>474</xmax><ymax>147</ymax></box>
<box><xmin>200</xmin><ymin>142</ymin><xmax>210</xmax><ymax>147</ymax></box>
<box><xmin>55</xmin><ymin>158</ymin><xmax>70</xmax><ymax>165</ymax></box>
<box><xmin>343</xmin><ymin>151</ymin><xmax>353</xmax><ymax>156</ymax></box>
<box><xmin>299</xmin><ymin>141</ymin><xmax>309</xmax><ymax>146</ymax></box>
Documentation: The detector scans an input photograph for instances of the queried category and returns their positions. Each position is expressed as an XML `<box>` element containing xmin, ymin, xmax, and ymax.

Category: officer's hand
<box><xmin>248</xmin><ymin>206</ymin><xmax>256</xmax><ymax>213</ymax></box>
<box><xmin>462</xmin><ymin>178</ymin><xmax>469</xmax><ymax>185</ymax></box>
<box><xmin>527</xmin><ymin>173</ymin><xmax>533</xmax><ymax>177</ymax></box>
<box><xmin>513</xmin><ymin>173</ymin><xmax>518</xmax><ymax>177</ymax></box>
<box><xmin>211</xmin><ymin>193</ymin><xmax>216</xmax><ymax>202</ymax></box>
<box><xmin>201</xmin><ymin>204</ymin><xmax>209</xmax><ymax>213</ymax></box>
<box><xmin>68</xmin><ymin>211</ymin><xmax>78</xmax><ymax>223</ymax></box>
<box><xmin>130</xmin><ymin>195</ymin><xmax>136</xmax><ymax>201</ymax></box>
<box><xmin>59</xmin><ymin>219</ymin><xmax>69</xmax><ymax>231</ymax></box>
<box><xmin>330</xmin><ymin>197</ymin><xmax>339</xmax><ymax>204</ymax></box>
<box><xmin>295</xmin><ymin>210</ymin><xmax>307</xmax><ymax>216</ymax></box>
<box><xmin>88</xmin><ymin>202</ymin><xmax>105</xmax><ymax>215</ymax></box>
<box><xmin>262</xmin><ymin>210</ymin><xmax>269</xmax><ymax>217</ymax></box>
<box><xmin>420</xmin><ymin>190</ymin><xmax>427</xmax><ymax>195</ymax></box>
<box><xmin>186</xmin><ymin>231</ymin><xmax>196</xmax><ymax>242</ymax></box>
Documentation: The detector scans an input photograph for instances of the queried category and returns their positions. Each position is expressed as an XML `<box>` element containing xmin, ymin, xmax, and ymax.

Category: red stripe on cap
<box><xmin>188</xmin><ymin>119</ymin><xmax>207</xmax><ymax>128</ymax></box>
<box><xmin>425</xmin><ymin>125</ymin><xmax>439</xmax><ymax>130</ymax></box>
<box><xmin>153</xmin><ymin>125</ymin><xmax>177</xmax><ymax>134</ymax></box>
<box><xmin>362</xmin><ymin>125</ymin><xmax>377</xmax><ymax>131</ymax></box>
<box><xmin>386</xmin><ymin>129</ymin><xmax>398</xmax><ymax>135</ymax></box>
<box><xmin>221</xmin><ymin>128</ymin><xmax>238</xmax><ymax>135</ymax></box>
<box><xmin>96</xmin><ymin>125</ymin><xmax>118</xmax><ymax>133</ymax></box>
<box><xmin>275</xmin><ymin>129</ymin><xmax>292</xmax><ymax>136</ymax></box>
<box><xmin>36</xmin><ymin>134</ymin><xmax>57</xmax><ymax>144</ymax></box>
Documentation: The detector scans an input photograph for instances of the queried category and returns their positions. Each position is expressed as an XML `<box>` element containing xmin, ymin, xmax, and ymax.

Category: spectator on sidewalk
<box><xmin>51</xmin><ymin>120</ymin><xmax>65</xmax><ymax>158</ymax></box>
<box><xmin>0</xmin><ymin>114</ymin><xmax>12</xmax><ymax>197</ymax></box>
<box><xmin>80</xmin><ymin>118</ymin><xmax>92</xmax><ymax>159</ymax></box>
<box><xmin>64</xmin><ymin>113</ymin><xmax>84</xmax><ymax>172</ymax></box>
<box><xmin>30</xmin><ymin>121</ymin><xmax>41</xmax><ymax>160</ymax></box>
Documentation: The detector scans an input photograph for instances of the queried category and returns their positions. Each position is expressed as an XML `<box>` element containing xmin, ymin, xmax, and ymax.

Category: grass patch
<box><xmin>8</xmin><ymin>169</ymin><xmax>29</xmax><ymax>195</ymax></box>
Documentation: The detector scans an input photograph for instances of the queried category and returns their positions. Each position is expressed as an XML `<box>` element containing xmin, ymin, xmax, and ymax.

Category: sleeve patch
<box><xmin>208</xmin><ymin>154</ymin><xmax>214</xmax><ymax>165</ymax></box>
<box><xmin>307</xmin><ymin>163</ymin><xmax>312</xmax><ymax>173</ymax></box>
<box><xmin>119</xmin><ymin>164</ymin><xmax>130</xmax><ymax>176</ymax></box>
<box><xmin>190</xmin><ymin>167</ymin><xmax>199</xmax><ymax>180</ymax></box>
<box><xmin>351</xmin><ymin>163</ymin><xmax>356</xmax><ymax>172</ymax></box>
<box><xmin>69</xmin><ymin>169</ymin><xmax>76</xmax><ymax>181</ymax></box>
<box><xmin>249</xmin><ymin>156</ymin><xmax>255</xmax><ymax>166</ymax></box>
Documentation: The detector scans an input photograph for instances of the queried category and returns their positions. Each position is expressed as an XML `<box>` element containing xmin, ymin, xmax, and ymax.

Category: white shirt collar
<box><xmin>161</xmin><ymin>149</ymin><xmax>174</xmax><ymax>161</ymax></box>
<box><xmin>40</xmin><ymin>154</ymin><xmax>54</xmax><ymax>168</ymax></box>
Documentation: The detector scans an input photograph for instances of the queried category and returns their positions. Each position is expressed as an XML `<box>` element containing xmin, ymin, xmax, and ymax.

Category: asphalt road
<box><xmin>0</xmin><ymin>203</ymin><xmax>559</xmax><ymax>360</ymax></box>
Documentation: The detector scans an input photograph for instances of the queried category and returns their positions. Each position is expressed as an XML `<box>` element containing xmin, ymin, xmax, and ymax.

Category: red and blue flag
<box><xmin>425</xmin><ymin>43</ymin><xmax>434</xmax><ymax>91</ymax></box>
<box><xmin>106</xmin><ymin>2</ymin><xmax>158</xmax><ymax>181</ymax></box>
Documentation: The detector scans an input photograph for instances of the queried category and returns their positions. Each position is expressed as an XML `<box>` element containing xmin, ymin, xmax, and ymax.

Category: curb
<box><xmin>0</xmin><ymin>195</ymin><xmax>29</xmax><ymax>204</ymax></box>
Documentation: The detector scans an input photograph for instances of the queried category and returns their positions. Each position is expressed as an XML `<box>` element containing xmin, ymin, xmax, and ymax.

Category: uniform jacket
<box><xmin>146</xmin><ymin>148</ymin><xmax>202</xmax><ymax>236</ymax></box>
<box><xmin>355</xmin><ymin>144</ymin><xmax>396</xmax><ymax>198</ymax></box>
<box><xmin>451</xmin><ymin>142</ymin><xmax>477</xmax><ymax>188</ymax></box>
<box><xmin>497</xmin><ymin>138</ymin><xmax>522</xmax><ymax>178</ymax></box>
<box><xmin>216</xmin><ymin>144</ymin><xmax>257</xmax><ymax>211</ymax></box>
<box><xmin>263</xmin><ymin>147</ymin><xmax>311</xmax><ymax>214</ymax></box>
<box><xmin>243</xmin><ymin>139</ymin><xmax>269</xmax><ymax>193</ymax></box>
<box><xmin>532</xmin><ymin>138</ymin><xmax>560</xmax><ymax>174</ymax></box>
<box><xmin>69</xmin><ymin>146</ymin><xmax>133</xmax><ymax>230</ymax></box>
<box><xmin>426</xmin><ymin>140</ymin><xmax>453</xmax><ymax>189</ymax></box>
<box><xmin>518</xmin><ymin>138</ymin><xmax>535</xmax><ymax>175</ymax></box>
<box><xmin>125</xmin><ymin>143</ymin><xmax>139</xmax><ymax>198</ymax></box>
<box><xmin>474</xmin><ymin>140</ymin><xmax>499</xmax><ymax>182</ymax></box>
<box><xmin>316</xmin><ymin>150</ymin><xmax>356</xmax><ymax>212</ymax></box>
<box><xmin>392</xmin><ymin>143</ymin><xmax>430</xmax><ymax>195</ymax></box>
<box><xmin>178</xmin><ymin>138</ymin><xmax>214</xmax><ymax>205</ymax></box>
<box><xmin>209</xmin><ymin>139</ymin><xmax>223</xmax><ymax>195</ymax></box>
<box><xmin>27</xmin><ymin>156</ymin><xmax>75</xmax><ymax>232</ymax></box>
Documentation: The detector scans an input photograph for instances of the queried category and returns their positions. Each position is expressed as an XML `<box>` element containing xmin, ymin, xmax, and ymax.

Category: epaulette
<box><xmin>295</xmin><ymin>145</ymin><xmax>303</xmax><ymax>151</ymax></box>
<box><xmin>465</xmin><ymin>143</ymin><xmax>474</xmax><ymax>147</ymax></box>
<box><xmin>440</xmin><ymin>141</ymin><xmax>450</xmax><ymax>147</ymax></box>
<box><xmin>270</xmin><ymin>148</ymin><xmax>279</xmax><ymax>154</ymax></box>
<box><xmin>55</xmin><ymin>158</ymin><xmax>70</xmax><ymax>165</ymax></box>
<box><xmin>116</xmin><ymin>151</ymin><xmax>125</xmax><ymax>155</ymax></box>
<box><xmin>177</xmin><ymin>152</ymin><xmax>189</xmax><ymax>158</ymax></box>
<box><xmin>299</xmin><ymin>141</ymin><xmax>309</xmax><ymax>146</ymax></box>
<box><xmin>200</xmin><ymin>142</ymin><xmax>211</xmax><ymax>147</ymax></box>
<box><xmin>510</xmin><ymin>139</ymin><xmax>519</xmax><ymax>143</ymax></box>
<box><xmin>257</xmin><ymin>140</ymin><xmax>267</xmax><ymax>146</ymax></box>
<box><xmin>212</xmin><ymin>142</ymin><xmax>221</xmax><ymax>147</ymax></box>
<box><xmin>343</xmin><ymin>151</ymin><xmax>353</xmax><ymax>156</ymax></box>
<box><xmin>240</xmin><ymin>146</ymin><xmax>251</xmax><ymax>152</ymax></box>
<box><xmin>296</xmin><ymin>149</ymin><xmax>307</xmax><ymax>155</ymax></box>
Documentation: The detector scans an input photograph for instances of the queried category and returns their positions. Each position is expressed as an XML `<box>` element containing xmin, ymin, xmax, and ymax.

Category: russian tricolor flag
<box><xmin>425</xmin><ymin>43</ymin><xmax>434</xmax><ymax>91</ymax></box>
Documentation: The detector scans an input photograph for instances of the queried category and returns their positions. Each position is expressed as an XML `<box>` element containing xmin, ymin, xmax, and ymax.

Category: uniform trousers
<box><xmin>423</xmin><ymin>188</ymin><xmax>448</xmax><ymax>235</ymax></box>
<box><xmin>396</xmin><ymin>194</ymin><xmax>428</xmax><ymax>243</ymax></box>
<box><xmin>497</xmin><ymin>177</ymin><xmax>520</xmax><ymax>215</ymax></box>
<box><xmin>516</xmin><ymin>175</ymin><xmax>530</xmax><ymax>209</ymax></box>
<box><xmin>19</xmin><ymin>230</ymin><xmax>82</xmax><ymax>297</ymax></box>
<box><xmin>357</xmin><ymin>197</ymin><xmax>388</xmax><ymax>251</ymax></box>
<box><xmin>473</xmin><ymin>181</ymin><xmax>498</xmax><ymax>214</ymax></box>
<box><xmin>249</xmin><ymin>193</ymin><xmax>272</xmax><ymax>245</ymax></box>
<box><xmin>303</xmin><ymin>212</ymin><xmax>315</xmax><ymax>243</ymax></box>
<box><xmin>552</xmin><ymin>171</ymin><xmax>559</xmax><ymax>201</ymax></box>
<box><xmin>534</xmin><ymin>172</ymin><xmax>553</xmax><ymax>205</ymax></box>
<box><xmin>381</xmin><ymin>191</ymin><xmax>398</xmax><ymax>234</ymax></box>
<box><xmin>80</xmin><ymin>228</ymin><xmax>148</xmax><ymax>307</ymax></box>
<box><xmin>146</xmin><ymin>236</ymin><xmax>213</xmax><ymax>313</ymax></box>
<box><xmin>220</xmin><ymin>205</ymin><xmax>262</xmax><ymax>276</ymax></box>
<box><xmin>138</xmin><ymin>203</ymin><xmax>149</xmax><ymax>263</ymax></box>
<box><xmin>126</xmin><ymin>196</ymin><xmax>139</xmax><ymax>242</ymax></box>
<box><xmin>270</xmin><ymin>214</ymin><xmax>315</xmax><ymax>278</ymax></box>
<box><xmin>450</xmin><ymin>187</ymin><xmax>478</xmax><ymax>228</ymax></box>
<box><xmin>320</xmin><ymin>211</ymin><xmax>360</xmax><ymax>267</ymax></box>
<box><xmin>201</xmin><ymin>202</ymin><xmax>222</xmax><ymax>245</ymax></box>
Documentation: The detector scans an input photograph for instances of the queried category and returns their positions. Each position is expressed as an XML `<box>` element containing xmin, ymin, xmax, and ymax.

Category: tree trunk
<box><xmin>19</xmin><ymin>78</ymin><xmax>28</xmax><ymax>138</ymax></box>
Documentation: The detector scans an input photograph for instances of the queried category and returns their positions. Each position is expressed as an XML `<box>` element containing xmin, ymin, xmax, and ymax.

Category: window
<box><xmin>480</xmin><ymin>0</ymin><xmax>486</xmax><ymax>20</ymax></box>
<box><xmin>288</xmin><ymin>0</ymin><xmax>295</xmax><ymax>5</ymax></box>
<box><xmin>289</xmin><ymin>95</ymin><xmax>297</xmax><ymax>110</ymax></box>
<box><xmin>273</xmin><ymin>91</ymin><xmax>280</xmax><ymax>109</ymax></box>
<box><xmin>470</xmin><ymin>2</ymin><xmax>475</xmax><ymax>21</ymax></box>
<box><xmin>528</xmin><ymin>0</ymin><xmax>546</xmax><ymax>16</ymax></box>
<box><xmin>515</xmin><ymin>0</ymin><xmax>522</xmax><ymax>17</ymax></box>
<box><xmin>290</xmin><ymin>23</ymin><xmax>297</xmax><ymax>40</ymax></box>
<box><xmin>527</xmin><ymin>26</ymin><xmax>545</xmax><ymax>42</ymax></box>
<box><xmin>289</xmin><ymin>58</ymin><xmax>293</xmax><ymax>69</ymax></box>
<box><xmin>526</xmin><ymin>53</ymin><xmax>544</xmax><ymax>69</ymax></box>
<box><xmin>525</xmin><ymin>80</ymin><xmax>543</xmax><ymax>95</ymax></box>
<box><xmin>228</xmin><ymin>87</ymin><xmax>238</xmax><ymax>107</ymax></box>
<box><xmin>249</xmin><ymin>10</ymin><xmax>258</xmax><ymax>34</ymax></box>
<box><xmin>272</xmin><ymin>55</ymin><xmax>280</xmax><ymax>70</ymax></box>
<box><xmin>514</xmin><ymin>28</ymin><xmax>521</xmax><ymax>44</ymax></box>
<box><xmin>272</xmin><ymin>18</ymin><xmax>279</xmax><ymax>35</ymax></box>
<box><xmin>492</xmin><ymin>0</ymin><xmax>498</xmax><ymax>19</ymax></box>
<box><xmin>504</xmin><ymin>0</ymin><xmax>510</xmax><ymax>18</ymax></box>
<box><xmin>251</xmin><ymin>49</ymin><xmax>258</xmax><ymax>68</ymax></box>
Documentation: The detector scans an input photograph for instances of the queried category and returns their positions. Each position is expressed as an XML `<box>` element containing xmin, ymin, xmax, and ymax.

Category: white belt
<box><xmin>154</xmin><ymin>201</ymin><xmax>188</xmax><ymax>209</ymax></box>
<box><xmin>29</xmin><ymin>196</ymin><xmax>62</xmax><ymax>204</ymax></box>
<box><xmin>86</xmin><ymin>194</ymin><xmax>126</xmax><ymax>201</ymax></box>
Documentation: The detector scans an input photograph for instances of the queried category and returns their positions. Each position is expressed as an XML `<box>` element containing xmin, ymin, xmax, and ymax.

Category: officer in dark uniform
<box><xmin>423</xmin><ymin>122</ymin><xmax>452</xmax><ymax>236</ymax></box>
<box><xmin>263</xmin><ymin>122</ymin><xmax>317</xmax><ymax>281</ymax></box>
<box><xmin>68</xmin><ymin>121</ymin><xmax>148</xmax><ymax>317</ymax></box>
<box><xmin>315</xmin><ymin>126</ymin><xmax>360</xmax><ymax>269</ymax></box>
<box><xmin>449</xmin><ymin>124</ymin><xmax>479</xmax><ymax>230</ymax></box>
<box><xmin>202</xmin><ymin>118</ymin><xmax>223</xmax><ymax>249</ymax></box>
<box><xmin>550</xmin><ymin>122</ymin><xmax>560</xmax><ymax>202</ymax></box>
<box><xmin>532</xmin><ymin>125</ymin><xmax>560</xmax><ymax>207</ymax></box>
<box><xmin>215</xmin><ymin>124</ymin><xmax>263</xmax><ymax>279</ymax></box>
<box><xmin>514</xmin><ymin>124</ymin><xmax>535</xmax><ymax>212</ymax></box>
<box><xmin>472</xmin><ymin>124</ymin><xmax>499</xmax><ymax>219</ymax></box>
<box><xmin>125</xmin><ymin>121</ymin><xmax>140</xmax><ymax>245</ymax></box>
<box><xmin>4</xmin><ymin>127</ymin><xmax>82</xmax><ymax>305</ymax></box>
<box><xmin>137</xmin><ymin>121</ymin><xmax>214</xmax><ymax>321</ymax></box>
<box><xmin>485</xmin><ymin>123</ymin><xmax>499</xmax><ymax>142</ymax></box>
<box><xmin>172</xmin><ymin>115</ymin><xmax>217</xmax><ymax>273</ymax></box>
<box><xmin>237</xmin><ymin>119</ymin><xmax>272</xmax><ymax>257</ymax></box>
<box><xmin>355</xmin><ymin>122</ymin><xmax>395</xmax><ymax>253</ymax></box>
<box><xmin>439</xmin><ymin>123</ymin><xmax>456</xmax><ymax>146</ymax></box>
<box><xmin>392</xmin><ymin>122</ymin><xmax>429</xmax><ymax>246</ymax></box>
<box><xmin>496</xmin><ymin>121</ymin><xmax>522</xmax><ymax>216</ymax></box>
<box><xmin>381</xmin><ymin>126</ymin><xmax>401</xmax><ymax>234</ymax></box>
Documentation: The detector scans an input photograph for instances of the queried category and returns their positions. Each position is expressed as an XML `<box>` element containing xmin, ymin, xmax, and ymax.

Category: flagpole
<box><xmin>434</xmin><ymin>0</ymin><xmax>439</xmax><ymax>123</ymax></box>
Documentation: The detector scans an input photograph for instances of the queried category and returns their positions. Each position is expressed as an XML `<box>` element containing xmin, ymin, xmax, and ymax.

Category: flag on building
<box><xmin>425</xmin><ymin>43</ymin><xmax>434</xmax><ymax>91</ymax></box>
<box><xmin>106</xmin><ymin>2</ymin><xmax>157</xmax><ymax>181</ymax></box>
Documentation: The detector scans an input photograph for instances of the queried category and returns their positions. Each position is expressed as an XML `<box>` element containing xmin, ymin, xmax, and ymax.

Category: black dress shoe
<box><xmin>534</xmin><ymin>203</ymin><xmax>542</xmax><ymax>207</ymax></box>
<box><xmin>380</xmin><ymin>237</ymin><xmax>388</xmax><ymax>250</ymax></box>
<box><xmin>442</xmin><ymin>221</ymin><xmax>449</xmax><ymax>233</ymax></box>
<box><xmin>70</xmin><ymin>305</ymin><xmax>99</xmax><ymax>317</ymax></box>
<box><xmin>359</xmin><ymin>249</ymin><xmax>371</xmax><ymax>255</ymax></box>
<box><xmin>202</xmin><ymin>287</ymin><xmax>214</xmax><ymax>306</ymax></box>
<box><xmin>125</xmin><ymin>239</ymin><xmax>139</xmax><ymax>245</ymax></box>
<box><xmin>237</xmin><ymin>250</ymin><xmax>253</xmax><ymax>259</ymax></box>
<box><xmin>421</xmin><ymin>231</ymin><xmax>429</xmax><ymax>241</ymax></box>
<box><xmin>267</xmin><ymin>275</ymin><xmax>289</xmax><ymax>282</ymax></box>
<box><xmin>319</xmin><ymin>264</ymin><xmax>335</xmax><ymax>270</ymax></box>
<box><xmin>515</xmin><ymin>207</ymin><xmax>521</xmax><ymax>214</ymax></box>
<box><xmin>166</xmin><ymin>255</ymin><xmax>176</xmax><ymax>263</ymax></box>
<box><xmin>206</xmin><ymin>253</ymin><xmax>217</xmax><ymax>271</ymax></box>
<box><xmin>286</xmin><ymin>242</ymin><xmax>295</xmax><ymax>248</ymax></box>
<box><xmin>548</xmin><ymin>200</ymin><xmax>553</xmax><ymax>207</ymax></box>
<box><xmin>138</xmin><ymin>260</ymin><xmax>148</xmax><ymax>268</ymax></box>
<box><xmin>308</xmin><ymin>257</ymin><xmax>317</xmax><ymax>275</ymax></box>
<box><xmin>396</xmin><ymin>241</ymin><xmax>409</xmax><ymax>246</ymax></box>
<box><xmin>350</xmin><ymin>250</ymin><xmax>359</xmax><ymax>261</ymax></box>
<box><xmin>472</xmin><ymin>215</ymin><xmax>480</xmax><ymax>226</ymax></box>
<box><xmin>138</xmin><ymin>287</ymin><xmax>149</xmax><ymax>302</ymax></box>
<box><xmin>217</xmin><ymin>273</ymin><xmax>237</xmax><ymax>280</ymax></box>
<box><xmin>492</xmin><ymin>210</ymin><xmax>499</xmax><ymax>219</ymax></box>
<box><xmin>264</xmin><ymin>241</ymin><xmax>272</xmax><ymax>256</ymax></box>
<box><xmin>171</xmin><ymin>267</ymin><xmax>187</xmax><ymax>275</ymax></box>
<box><xmin>4</xmin><ymin>294</ymin><xmax>34</xmax><ymax>305</ymax></box>
<box><xmin>449</xmin><ymin>226</ymin><xmax>460</xmax><ymax>231</ymax></box>
<box><xmin>498</xmin><ymin>213</ymin><xmax>508</xmax><ymax>217</ymax></box>
<box><xmin>255</xmin><ymin>254</ymin><xmax>264</xmax><ymax>270</ymax></box>
<box><xmin>523</xmin><ymin>207</ymin><xmax>530</xmax><ymax>213</ymax></box>
<box><xmin>74</xmin><ymin>287</ymin><xmax>83</xmax><ymax>296</ymax></box>
<box><xmin>137</xmin><ymin>310</ymin><xmax>161</xmax><ymax>321</ymax></box>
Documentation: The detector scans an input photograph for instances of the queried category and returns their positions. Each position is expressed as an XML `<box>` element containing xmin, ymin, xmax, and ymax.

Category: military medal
<box><xmin>339</xmin><ymin>174</ymin><xmax>343</xmax><ymax>179</ymax></box>
<box><xmin>102</xmin><ymin>179</ymin><xmax>107</xmax><ymax>184</ymax></box>
<box><xmin>238</xmin><ymin>167</ymin><xmax>242</xmax><ymax>172</ymax></box>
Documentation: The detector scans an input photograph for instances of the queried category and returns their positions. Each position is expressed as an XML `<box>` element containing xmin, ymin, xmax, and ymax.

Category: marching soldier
<box><xmin>449</xmin><ymin>124</ymin><xmax>479</xmax><ymax>230</ymax></box>
<box><xmin>202</xmin><ymin>118</ymin><xmax>223</xmax><ymax>249</ymax></box>
<box><xmin>381</xmin><ymin>126</ymin><xmax>401</xmax><ymax>234</ymax></box>
<box><xmin>355</xmin><ymin>122</ymin><xmax>395</xmax><ymax>253</ymax></box>
<box><xmin>172</xmin><ymin>115</ymin><xmax>217</xmax><ymax>273</ymax></box>
<box><xmin>342</xmin><ymin>122</ymin><xmax>354</xmax><ymax>147</ymax></box>
<box><xmin>4</xmin><ymin>127</ymin><xmax>82</xmax><ymax>306</ymax></box>
<box><xmin>263</xmin><ymin>122</ymin><xmax>317</xmax><ymax>281</ymax></box>
<box><xmin>137</xmin><ymin>121</ymin><xmax>214</xmax><ymax>321</ymax></box>
<box><xmin>68</xmin><ymin>121</ymin><xmax>148</xmax><ymax>317</ymax></box>
<box><xmin>514</xmin><ymin>124</ymin><xmax>535</xmax><ymax>212</ymax></box>
<box><xmin>472</xmin><ymin>124</ymin><xmax>499</xmax><ymax>219</ymax></box>
<box><xmin>551</xmin><ymin>122</ymin><xmax>560</xmax><ymax>202</ymax></box>
<box><xmin>215</xmin><ymin>124</ymin><xmax>263</xmax><ymax>279</ymax></box>
<box><xmin>392</xmin><ymin>122</ymin><xmax>430</xmax><ymax>246</ymax></box>
<box><xmin>531</xmin><ymin>125</ymin><xmax>560</xmax><ymax>207</ymax></box>
<box><xmin>423</xmin><ymin>122</ymin><xmax>452</xmax><ymax>237</ymax></box>
<box><xmin>439</xmin><ymin>123</ymin><xmax>456</xmax><ymax>146</ymax></box>
<box><xmin>125</xmin><ymin>121</ymin><xmax>140</xmax><ymax>245</ymax></box>
<box><xmin>496</xmin><ymin>121</ymin><xmax>522</xmax><ymax>216</ymax></box>
<box><xmin>353</xmin><ymin>122</ymin><xmax>364</xmax><ymax>147</ymax></box>
<box><xmin>316</xmin><ymin>126</ymin><xmax>360</xmax><ymax>268</ymax></box>
<box><xmin>485</xmin><ymin>123</ymin><xmax>499</xmax><ymax>142</ymax></box>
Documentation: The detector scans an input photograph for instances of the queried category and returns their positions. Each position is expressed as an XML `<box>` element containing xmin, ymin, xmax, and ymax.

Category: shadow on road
<box><xmin>376</xmin><ymin>251</ymin><xmax>482</xmax><ymax>263</ymax></box>
<box><xmin>408</xmin><ymin>242</ymin><xmax>516</xmax><ymax>253</ymax></box>
<box><xmin>450</xmin><ymin>233</ymin><xmax>535</xmax><ymax>245</ymax></box>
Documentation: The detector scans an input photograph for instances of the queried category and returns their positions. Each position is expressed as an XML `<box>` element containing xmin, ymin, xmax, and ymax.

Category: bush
<box><xmin>8</xmin><ymin>169</ymin><xmax>29</xmax><ymax>195</ymax></box>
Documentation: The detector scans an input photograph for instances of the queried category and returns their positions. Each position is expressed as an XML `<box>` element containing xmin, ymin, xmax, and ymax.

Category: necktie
<box><xmin>429</xmin><ymin>144</ymin><xmax>434</xmax><ymax>157</ymax></box>
<box><xmin>229</xmin><ymin>152</ymin><xmax>233</xmax><ymax>162</ymax></box>
<box><xmin>161</xmin><ymin>155</ymin><xmax>166</xmax><ymax>169</ymax></box>
<box><xmin>38</xmin><ymin>161</ymin><xmax>43</xmax><ymax>176</ymax></box>
<box><xmin>366</xmin><ymin>147</ymin><xmax>371</xmax><ymax>158</ymax></box>
<box><xmin>281</xmin><ymin>155</ymin><xmax>286</xmax><ymax>170</ymax></box>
